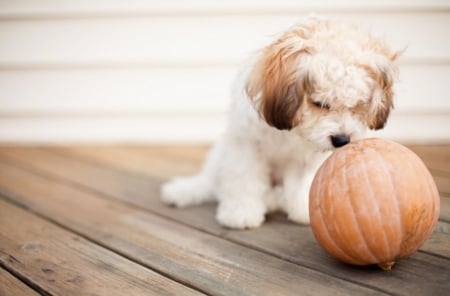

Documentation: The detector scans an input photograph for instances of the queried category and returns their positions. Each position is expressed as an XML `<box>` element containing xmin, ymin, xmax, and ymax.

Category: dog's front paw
<box><xmin>216</xmin><ymin>200</ymin><xmax>266</xmax><ymax>229</ymax></box>
<box><xmin>288</xmin><ymin>210</ymin><xmax>310</xmax><ymax>225</ymax></box>
<box><xmin>161</xmin><ymin>177</ymin><xmax>211</xmax><ymax>207</ymax></box>
<box><xmin>287</xmin><ymin>200</ymin><xmax>310</xmax><ymax>225</ymax></box>
<box><xmin>161</xmin><ymin>179</ymin><xmax>190</xmax><ymax>207</ymax></box>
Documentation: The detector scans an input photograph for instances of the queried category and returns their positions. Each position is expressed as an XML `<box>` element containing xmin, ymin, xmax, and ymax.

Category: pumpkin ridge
<box><xmin>400</xmin><ymin>151</ymin><xmax>438</xmax><ymax>255</ymax></box>
<box><xmin>342</xmin><ymin>149</ymin><xmax>379</xmax><ymax>263</ymax></box>
<box><xmin>355</xmin><ymin>150</ymin><xmax>389</xmax><ymax>261</ymax></box>
<box><xmin>330</xmin><ymin>149</ymin><xmax>378</xmax><ymax>264</ymax></box>
<box><xmin>316</xmin><ymin>197</ymin><xmax>360</xmax><ymax>264</ymax></box>
<box><xmin>313</xmin><ymin>152</ymin><xmax>360</xmax><ymax>264</ymax></box>
<box><xmin>370</xmin><ymin>146</ymin><xmax>404</xmax><ymax>259</ymax></box>
<box><xmin>416</xmin><ymin>154</ymin><xmax>440</xmax><ymax>230</ymax></box>
<box><xmin>400</xmin><ymin>157</ymin><xmax>424</xmax><ymax>255</ymax></box>
<box><xmin>309</xmin><ymin>138</ymin><xmax>440</xmax><ymax>270</ymax></box>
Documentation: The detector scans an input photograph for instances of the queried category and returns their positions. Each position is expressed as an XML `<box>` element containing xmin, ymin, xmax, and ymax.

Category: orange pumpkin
<box><xmin>309</xmin><ymin>138</ymin><xmax>440</xmax><ymax>270</ymax></box>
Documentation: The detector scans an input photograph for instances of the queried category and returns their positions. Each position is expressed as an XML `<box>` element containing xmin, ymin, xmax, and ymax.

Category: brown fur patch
<box><xmin>260</xmin><ymin>48</ymin><xmax>305</xmax><ymax>130</ymax></box>
<box><xmin>246</xmin><ymin>24</ymin><xmax>317</xmax><ymax>130</ymax></box>
<box><xmin>359</xmin><ymin>55</ymin><xmax>398</xmax><ymax>130</ymax></box>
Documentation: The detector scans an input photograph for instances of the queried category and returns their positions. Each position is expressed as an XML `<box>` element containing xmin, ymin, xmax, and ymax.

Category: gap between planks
<box><xmin>0</xmin><ymin>267</ymin><xmax>41</xmax><ymax>296</ymax></box>
<box><xmin>2</xmin><ymin>146</ymin><xmax>450</xmax><ymax>256</ymax></box>
<box><xmin>0</xmin><ymin>149</ymin><xmax>448</xmax><ymax>294</ymax></box>
<box><xmin>0</xmin><ymin>162</ymin><xmax>389</xmax><ymax>296</ymax></box>
<box><xmin>26</xmin><ymin>146</ymin><xmax>450</xmax><ymax>223</ymax></box>
<box><xmin>0</xmin><ymin>198</ymin><xmax>205</xmax><ymax>296</ymax></box>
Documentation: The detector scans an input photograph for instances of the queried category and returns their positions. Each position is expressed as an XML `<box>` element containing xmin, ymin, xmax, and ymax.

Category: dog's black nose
<box><xmin>330</xmin><ymin>135</ymin><xmax>350</xmax><ymax>148</ymax></box>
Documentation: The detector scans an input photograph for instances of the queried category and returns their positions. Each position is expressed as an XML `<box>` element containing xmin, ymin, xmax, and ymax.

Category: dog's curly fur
<box><xmin>161</xmin><ymin>16</ymin><xmax>400</xmax><ymax>229</ymax></box>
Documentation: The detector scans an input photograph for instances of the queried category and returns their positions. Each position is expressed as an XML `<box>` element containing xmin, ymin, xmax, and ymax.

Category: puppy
<box><xmin>161</xmin><ymin>16</ymin><xmax>399</xmax><ymax>229</ymax></box>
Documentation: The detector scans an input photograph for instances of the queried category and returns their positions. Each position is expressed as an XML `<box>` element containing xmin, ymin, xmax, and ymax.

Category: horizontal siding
<box><xmin>0</xmin><ymin>67</ymin><xmax>235</xmax><ymax>113</ymax></box>
<box><xmin>1</xmin><ymin>0</ymin><xmax>449</xmax><ymax>16</ymax></box>
<box><xmin>0</xmin><ymin>0</ymin><xmax>449</xmax><ymax>144</ymax></box>
<box><xmin>0</xmin><ymin>13</ymin><xmax>449</xmax><ymax>65</ymax></box>
<box><xmin>0</xmin><ymin>115</ymin><xmax>228</xmax><ymax>144</ymax></box>
<box><xmin>1</xmin><ymin>113</ymin><xmax>448</xmax><ymax>145</ymax></box>
<box><xmin>367</xmin><ymin>114</ymin><xmax>450</xmax><ymax>144</ymax></box>
<box><xmin>0</xmin><ymin>64</ymin><xmax>449</xmax><ymax>114</ymax></box>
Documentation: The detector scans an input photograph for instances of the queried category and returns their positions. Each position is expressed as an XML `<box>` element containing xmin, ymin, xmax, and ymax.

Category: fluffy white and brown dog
<box><xmin>161</xmin><ymin>16</ymin><xmax>399</xmax><ymax>229</ymax></box>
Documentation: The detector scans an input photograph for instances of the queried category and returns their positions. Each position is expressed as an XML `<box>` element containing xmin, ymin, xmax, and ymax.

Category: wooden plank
<box><xmin>0</xmin><ymin>199</ymin><xmax>203</xmax><ymax>296</ymax></box>
<box><xmin>409</xmin><ymin>145</ymin><xmax>450</xmax><ymax>160</ymax></box>
<box><xmin>433</xmin><ymin>176</ymin><xmax>450</xmax><ymax>196</ymax></box>
<box><xmin>408</xmin><ymin>145</ymin><xmax>450</xmax><ymax>176</ymax></box>
<box><xmin>8</xmin><ymin>146</ymin><xmax>450</xmax><ymax>223</ymax></box>
<box><xmin>0</xmin><ymin>149</ymin><xmax>449</xmax><ymax>295</ymax></box>
<box><xmin>125</xmin><ymin>145</ymin><xmax>210</xmax><ymax>163</ymax></box>
<box><xmin>53</xmin><ymin>146</ymin><xmax>206</xmax><ymax>178</ymax></box>
<box><xmin>0</xmin><ymin>268</ymin><xmax>40</xmax><ymax>296</ymax></box>
<box><xmin>5</xmin><ymin>144</ymin><xmax>450</xmax><ymax>226</ymax></box>
<box><xmin>420</xmin><ymin>222</ymin><xmax>450</xmax><ymax>258</ymax></box>
<box><xmin>64</xmin><ymin>144</ymin><xmax>450</xmax><ymax>181</ymax></box>
<box><xmin>0</xmin><ymin>162</ymin><xmax>386</xmax><ymax>296</ymax></box>
<box><xmin>56</xmin><ymin>144</ymin><xmax>450</xmax><ymax>178</ymax></box>
<box><xmin>94</xmin><ymin>145</ymin><xmax>450</xmax><ymax>225</ymax></box>
<box><xmin>440</xmin><ymin>197</ymin><xmax>450</xmax><ymax>222</ymax></box>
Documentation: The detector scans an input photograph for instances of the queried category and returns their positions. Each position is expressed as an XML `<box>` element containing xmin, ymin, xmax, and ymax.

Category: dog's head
<box><xmin>246</xmin><ymin>16</ymin><xmax>400</xmax><ymax>150</ymax></box>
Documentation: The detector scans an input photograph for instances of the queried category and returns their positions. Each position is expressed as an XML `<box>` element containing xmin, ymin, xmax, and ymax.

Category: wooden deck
<box><xmin>0</xmin><ymin>145</ymin><xmax>449</xmax><ymax>296</ymax></box>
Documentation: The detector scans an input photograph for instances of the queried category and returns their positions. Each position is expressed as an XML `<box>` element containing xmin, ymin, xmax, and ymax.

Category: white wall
<box><xmin>0</xmin><ymin>0</ymin><xmax>449</xmax><ymax>144</ymax></box>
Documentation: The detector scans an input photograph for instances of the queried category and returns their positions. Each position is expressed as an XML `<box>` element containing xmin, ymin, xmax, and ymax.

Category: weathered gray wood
<box><xmin>434</xmin><ymin>176</ymin><xmax>450</xmax><ymax>196</ymax></box>
<box><xmin>408</xmin><ymin>145</ymin><xmax>450</xmax><ymax>175</ymax></box>
<box><xmin>440</xmin><ymin>197</ymin><xmax>450</xmax><ymax>222</ymax></box>
<box><xmin>0</xmin><ymin>268</ymin><xmax>40</xmax><ymax>296</ymax></box>
<box><xmin>3</xmin><ymin>146</ymin><xmax>450</xmax><ymax>232</ymax></box>
<box><xmin>50</xmin><ymin>146</ymin><xmax>205</xmax><ymax>179</ymax></box>
<box><xmin>0</xmin><ymin>199</ymin><xmax>204</xmax><ymax>296</ymax></box>
<box><xmin>420</xmin><ymin>222</ymin><xmax>450</xmax><ymax>258</ymax></box>
<box><xmin>0</xmin><ymin>161</ymin><xmax>386</xmax><ymax>296</ymax></box>
<box><xmin>0</xmin><ymin>148</ymin><xmax>450</xmax><ymax>296</ymax></box>
<box><xmin>60</xmin><ymin>143</ymin><xmax>450</xmax><ymax>194</ymax></box>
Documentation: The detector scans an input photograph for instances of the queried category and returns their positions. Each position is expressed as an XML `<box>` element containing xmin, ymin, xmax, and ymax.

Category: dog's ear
<box><xmin>245</xmin><ymin>26</ymin><xmax>315</xmax><ymax>130</ymax></box>
<box><xmin>365</xmin><ymin>53</ymin><xmax>400</xmax><ymax>130</ymax></box>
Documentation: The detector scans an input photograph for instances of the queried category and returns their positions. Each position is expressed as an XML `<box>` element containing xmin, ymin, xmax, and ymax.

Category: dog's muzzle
<box><xmin>330</xmin><ymin>135</ymin><xmax>350</xmax><ymax>148</ymax></box>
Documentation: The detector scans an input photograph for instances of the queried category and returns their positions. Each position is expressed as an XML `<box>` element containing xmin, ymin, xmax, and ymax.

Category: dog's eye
<box><xmin>312</xmin><ymin>101</ymin><xmax>331</xmax><ymax>109</ymax></box>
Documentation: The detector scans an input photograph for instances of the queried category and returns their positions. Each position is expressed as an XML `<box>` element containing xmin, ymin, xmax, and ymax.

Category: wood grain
<box><xmin>0</xmin><ymin>268</ymin><xmax>40</xmax><ymax>296</ymax></box>
<box><xmin>52</xmin><ymin>146</ymin><xmax>207</xmax><ymax>178</ymax></box>
<box><xmin>0</xmin><ymin>160</ymin><xmax>386</xmax><ymax>296</ymax></box>
<box><xmin>0</xmin><ymin>147</ymin><xmax>449</xmax><ymax>295</ymax></box>
<box><xmin>0</xmin><ymin>199</ymin><xmax>203</xmax><ymax>296</ymax></box>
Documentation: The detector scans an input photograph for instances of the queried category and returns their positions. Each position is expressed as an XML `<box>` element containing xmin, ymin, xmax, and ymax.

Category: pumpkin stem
<box><xmin>378</xmin><ymin>261</ymin><xmax>395</xmax><ymax>271</ymax></box>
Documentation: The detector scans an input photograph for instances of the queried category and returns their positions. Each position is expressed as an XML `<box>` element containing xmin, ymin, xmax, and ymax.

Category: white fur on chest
<box><xmin>231</xmin><ymin>93</ymin><xmax>324</xmax><ymax>169</ymax></box>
